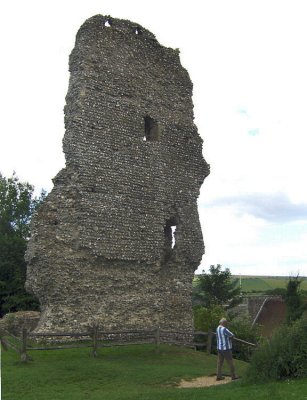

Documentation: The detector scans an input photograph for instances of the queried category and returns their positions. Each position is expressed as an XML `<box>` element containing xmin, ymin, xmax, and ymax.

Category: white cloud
<box><xmin>198</xmin><ymin>196</ymin><xmax>307</xmax><ymax>276</ymax></box>
<box><xmin>205</xmin><ymin>192</ymin><xmax>307</xmax><ymax>223</ymax></box>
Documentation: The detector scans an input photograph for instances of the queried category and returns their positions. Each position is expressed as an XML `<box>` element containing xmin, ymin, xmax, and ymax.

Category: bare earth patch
<box><xmin>178</xmin><ymin>376</ymin><xmax>232</xmax><ymax>388</ymax></box>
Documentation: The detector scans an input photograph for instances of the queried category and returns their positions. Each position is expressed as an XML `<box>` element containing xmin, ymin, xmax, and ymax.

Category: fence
<box><xmin>2</xmin><ymin>326</ymin><xmax>214</xmax><ymax>361</ymax></box>
<box><xmin>2</xmin><ymin>327</ymin><xmax>255</xmax><ymax>362</ymax></box>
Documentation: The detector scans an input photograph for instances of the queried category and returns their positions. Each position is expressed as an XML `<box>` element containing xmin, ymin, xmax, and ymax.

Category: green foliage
<box><xmin>0</xmin><ymin>172</ymin><xmax>43</xmax><ymax>239</ymax></box>
<box><xmin>193</xmin><ymin>304</ymin><xmax>226</xmax><ymax>332</ymax></box>
<box><xmin>229</xmin><ymin>317</ymin><xmax>261</xmax><ymax>362</ymax></box>
<box><xmin>285</xmin><ymin>275</ymin><xmax>305</xmax><ymax>324</ymax></box>
<box><xmin>0</xmin><ymin>172</ymin><xmax>44</xmax><ymax>317</ymax></box>
<box><xmin>246</xmin><ymin>316</ymin><xmax>307</xmax><ymax>382</ymax></box>
<box><xmin>193</xmin><ymin>264</ymin><xmax>242</xmax><ymax>309</ymax></box>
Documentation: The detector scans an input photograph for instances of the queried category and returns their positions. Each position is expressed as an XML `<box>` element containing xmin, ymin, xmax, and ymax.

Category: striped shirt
<box><xmin>216</xmin><ymin>325</ymin><xmax>234</xmax><ymax>350</ymax></box>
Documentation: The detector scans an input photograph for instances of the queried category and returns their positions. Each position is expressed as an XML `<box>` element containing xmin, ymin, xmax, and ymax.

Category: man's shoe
<box><xmin>216</xmin><ymin>377</ymin><xmax>225</xmax><ymax>381</ymax></box>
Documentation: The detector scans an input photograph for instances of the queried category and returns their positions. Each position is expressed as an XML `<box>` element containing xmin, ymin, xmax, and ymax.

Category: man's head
<box><xmin>219</xmin><ymin>318</ymin><xmax>228</xmax><ymax>326</ymax></box>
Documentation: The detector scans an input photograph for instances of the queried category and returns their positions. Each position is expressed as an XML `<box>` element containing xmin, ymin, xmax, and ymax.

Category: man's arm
<box><xmin>224</xmin><ymin>328</ymin><xmax>234</xmax><ymax>337</ymax></box>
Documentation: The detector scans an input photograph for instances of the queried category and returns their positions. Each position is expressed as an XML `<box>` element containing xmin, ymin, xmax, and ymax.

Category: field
<box><xmin>2</xmin><ymin>344</ymin><xmax>307</xmax><ymax>400</ymax></box>
<box><xmin>232</xmin><ymin>276</ymin><xmax>307</xmax><ymax>293</ymax></box>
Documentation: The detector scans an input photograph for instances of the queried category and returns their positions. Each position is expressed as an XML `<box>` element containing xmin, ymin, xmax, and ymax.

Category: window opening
<box><xmin>104</xmin><ymin>19</ymin><xmax>112</xmax><ymax>27</ymax></box>
<box><xmin>144</xmin><ymin>116</ymin><xmax>160</xmax><ymax>142</ymax></box>
<box><xmin>163</xmin><ymin>217</ymin><xmax>178</xmax><ymax>263</ymax></box>
<box><xmin>164</xmin><ymin>218</ymin><xmax>178</xmax><ymax>250</ymax></box>
<box><xmin>171</xmin><ymin>225</ymin><xmax>177</xmax><ymax>249</ymax></box>
<box><xmin>134</xmin><ymin>27</ymin><xmax>141</xmax><ymax>34</ymax></box>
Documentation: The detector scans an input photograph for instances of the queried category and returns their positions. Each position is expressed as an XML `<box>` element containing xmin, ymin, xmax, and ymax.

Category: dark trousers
<box><xmin>217</xmin><ymin>349</ymin><xmax>236</xmax><ymax>379</ymax></box>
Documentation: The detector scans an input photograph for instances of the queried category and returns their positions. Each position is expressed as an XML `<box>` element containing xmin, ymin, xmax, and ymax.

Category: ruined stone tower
<box><xmin>26</xmin><ymin>15</ymin><xmax>210</xmax><ymax>336</ymax></box>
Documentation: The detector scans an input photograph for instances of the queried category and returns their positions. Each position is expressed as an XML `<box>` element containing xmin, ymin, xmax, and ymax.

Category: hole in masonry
<box><xmin>104</xmin><ymin>19</ymin><xmax>112</xmax><ymax>27</ymax></box>
<box><xmin>143</xmin><ymin>116</ymin><xmax>160</xmax><ymax>141</ymax></box>
<box><xmin>171</xmin><ymin>226</ymin><xmax>177</xmax><ymax>249</ymax></box>
<box><xmin>164</xmin><ymin>218</ymin><xmax>178</xmax><ymax>250</ymax></box>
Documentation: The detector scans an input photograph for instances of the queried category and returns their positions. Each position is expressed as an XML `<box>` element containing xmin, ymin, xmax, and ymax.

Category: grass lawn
<box><xmin>234</xmin><ymin>276</ymin><xmax>307</xmax><ymax>293</ymax></box>
<box><xmin>240</xmin><ymin>277</ymin><xmax>272</xmax><ymax>292</ymax></box>
<box><xmin>2</xmin><ymin>344</ymin><xmax>307</xmax><ymax>400</ymax></box>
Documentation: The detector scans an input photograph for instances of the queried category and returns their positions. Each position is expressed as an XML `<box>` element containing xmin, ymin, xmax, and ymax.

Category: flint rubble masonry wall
<box><xmin>25</xmin><ymin>15</ymin><xmax>210</xmax><ymax>338</ymax></box>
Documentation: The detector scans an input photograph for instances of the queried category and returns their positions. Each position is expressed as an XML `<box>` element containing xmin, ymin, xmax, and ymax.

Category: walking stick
<box><xmin>233</xmin><ymin>337</ymin><xmax>256</xmax><ymax>347</ymax></box>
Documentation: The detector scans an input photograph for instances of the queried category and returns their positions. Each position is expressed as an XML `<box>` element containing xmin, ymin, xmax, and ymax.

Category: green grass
<box><xmin>240</xmin><ymin>278</ymin><xmax>273</xmax><ymax>292</ymax></box>
<box><xmin>2</xmin><ymin>344</ymin><xmax>307</xmax><ymax>400</ymax></box>
<box><xmin>233</xmin><ymin>276</ymin><xmax>307</xmax><ymax>293</ymax></box>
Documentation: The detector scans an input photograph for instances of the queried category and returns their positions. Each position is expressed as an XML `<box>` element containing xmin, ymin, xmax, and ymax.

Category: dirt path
<box><xmin>178</xmin><ymin>376</ymin><xmax>233</xmax><ymax>388</ymax></box>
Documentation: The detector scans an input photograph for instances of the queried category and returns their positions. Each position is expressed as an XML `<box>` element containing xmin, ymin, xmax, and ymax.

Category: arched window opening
<box><xmin>144</xmin><ymin>116</ymin><xmax>160</xmax><ymax>142</ymax></box>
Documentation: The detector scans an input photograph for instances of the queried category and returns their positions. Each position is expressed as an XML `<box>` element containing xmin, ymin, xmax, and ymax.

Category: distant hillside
<box><xmin>232</xmin><ymin>275</ymin><xmax>307</xmax><ymax>293</ymax></box>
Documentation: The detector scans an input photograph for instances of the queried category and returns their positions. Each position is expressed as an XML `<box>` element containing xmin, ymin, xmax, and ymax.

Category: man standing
<box><xmin>216</xmin><ymin>318</ymin><xmax>238</xmax><ymax>381</ymax></box>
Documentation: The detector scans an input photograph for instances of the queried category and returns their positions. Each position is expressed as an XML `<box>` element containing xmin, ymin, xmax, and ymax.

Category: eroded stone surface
<box><xmin>1</xmin><ymin>311</ymin><xmax>40</xmax><ymax>336</ymax></box>
<box><xmin>25</xmin><ymin>15</ymin><xmax>209</xmax><ymax>337</ymax></box>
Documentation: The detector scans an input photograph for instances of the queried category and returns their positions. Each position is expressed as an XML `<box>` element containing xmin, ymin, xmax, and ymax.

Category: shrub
<box><xmin>193</xmin><ymin>305</ymin><xmax>226</xmax><ymax>333</ymax></box>
<box><xmin>229</xmin><ymin>317</ymin><xmax>261</xmax><ymax>362</ymax></box>
<box><xmin>245</xmin><ymin>315</ymin><xmax>307</xmax><ymax>382</ymax></box>
<box><xmin>193</xmin><ymin>305</ymin><xmax>226</xmax><ymax>352</ymax></box>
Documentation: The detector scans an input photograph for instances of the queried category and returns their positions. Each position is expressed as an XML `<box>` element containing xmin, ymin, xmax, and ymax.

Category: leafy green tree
<box><xmin>193</xmin><ymin>264</ymin><xmax>242</xmax><ymax>309</ymax></box>
<box><xmin>285</xmin><ymin>275</ymin><xmax>305</xmax><ymax>325</ymax></box>
<box><xmin>0</xmin><ymin>172</ymin><xmax>45</xmax><ymax>316</ymax></box>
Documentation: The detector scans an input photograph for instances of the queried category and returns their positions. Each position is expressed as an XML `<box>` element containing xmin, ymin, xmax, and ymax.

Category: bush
<box><xmin>193</xmin><ymin>305</ymin><xmax>226</xmax><ymax>333</ymax></box>
<box><xmin>229</xmin><ymin>317</ymin><xmax>261</xmax><ymax>362</ymax></box>
<box><xmin>193</xmin><ymin>305</ymin><xmax>226</xmax><ymax>352</ymax></box>
<box><xmin>245</xmin><ymin>316</ymin><xmax>307</xmax><ymax>382</ymax></box>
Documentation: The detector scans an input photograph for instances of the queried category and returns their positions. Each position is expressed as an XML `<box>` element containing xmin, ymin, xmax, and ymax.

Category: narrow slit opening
<box><xmin>171</xmin><ymin>226</ymin><xmax>177</xmax><ymax>249</ymax></box>
<box><xmin>164</xmin><ymin>217</ymin><xmax>178</xmax><ymax>251</ymax></box>
<box><xmin>144</xmin><ymin>116</ymin><xmax>160</xmax><ymax>142</ymax></box>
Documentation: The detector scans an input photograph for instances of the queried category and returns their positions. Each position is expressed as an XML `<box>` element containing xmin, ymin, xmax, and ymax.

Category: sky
<box><xmin>1</xmin><ymin>0</ymin><xmax>307</xmax><ymax>277</ymax></box>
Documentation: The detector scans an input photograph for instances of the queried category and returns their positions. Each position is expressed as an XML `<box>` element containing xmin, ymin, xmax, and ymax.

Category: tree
<box><xmin>0</xmin><ymin>172</ymin><xmax>45</xmax><ymax>316</ymax></box>
<box><xmin>193</xmin><ymin>264</ymin><xmax>242</xmax><ymax>309</ymax></box>
<box><xmin>285</xmin><ymin>275</ymin><xmax>305</xmax><ymax>325</ymax></box>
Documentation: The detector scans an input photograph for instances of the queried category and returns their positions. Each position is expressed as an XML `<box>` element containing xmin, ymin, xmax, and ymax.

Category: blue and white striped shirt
<box><xmin>216</xmin><ymin>325</ymin><xmax>234</xmax><ymax>350</ymax></box>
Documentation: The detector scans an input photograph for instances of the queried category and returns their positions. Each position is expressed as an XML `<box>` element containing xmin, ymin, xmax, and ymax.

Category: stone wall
<box><xmin>255</xmin><ymin>297</ymin><xmax>285</xmax><ymax>337</ymax></box>
<box><xmin>0</xmin><ymin>311</ymin><xmax>40</xmax><ymax>337</ymax></box>
<box><xmin>25</xmin><ymin>15</ymin><xmax>209</xmax><ymax>338</ymax></box>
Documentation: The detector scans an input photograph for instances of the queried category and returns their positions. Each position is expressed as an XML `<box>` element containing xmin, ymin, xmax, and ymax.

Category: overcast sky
<box><xmin>1</xmin><ymin>0</ymin><xmax>307</xmax><ymax>276</ymax></box>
